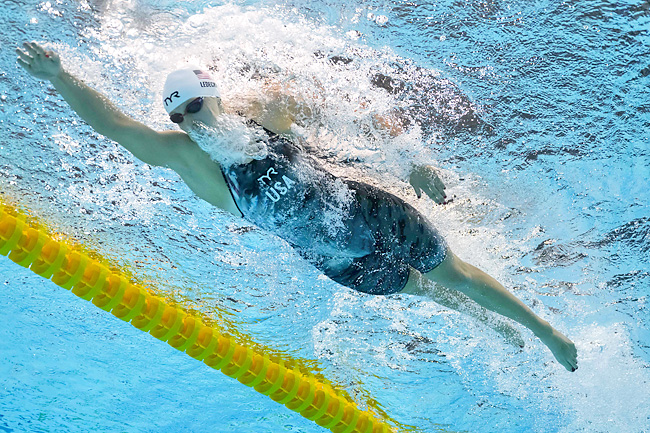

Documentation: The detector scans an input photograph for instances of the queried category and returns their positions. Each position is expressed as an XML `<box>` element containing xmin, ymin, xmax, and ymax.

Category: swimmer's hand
<box><xmin>16</xmin><ymin>41</ymin><xmax>62</xmax><ymax>81</ymax></box>
<box><xmin>409</xmin><ymin>165</ymin><xmax>447</xmax><ymax>204</ymax></box>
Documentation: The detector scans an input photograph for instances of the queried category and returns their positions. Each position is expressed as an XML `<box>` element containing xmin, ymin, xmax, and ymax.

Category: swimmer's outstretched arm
<box><xmin>16</xmin><ymin>42</ymin><xmax>253</xmax><ymax>216</ymax></box>
<box><xmin>233</xmin><ymin>74</ymin><xmax>449</xmax><ymax>204</ymax></box>
<box><xmin>15</xmin><ymin>42</ymin><xmax>189</xmax><ymax>169</ymax></box>
<box><xmin>367</xmin><ymin>109</ymin><xmax>449</xmax><ymax>203</ymax></box>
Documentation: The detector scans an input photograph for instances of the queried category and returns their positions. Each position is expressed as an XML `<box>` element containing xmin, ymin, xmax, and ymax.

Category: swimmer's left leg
<box><xmin>403</xmin><ymin>251</ymin><xmax>578</xmax><ymax>372</ymax></box>
<box><xmin>402</xmin><ymin>269</ymin><xmax>525</xmax><ymax>348</ymax></box>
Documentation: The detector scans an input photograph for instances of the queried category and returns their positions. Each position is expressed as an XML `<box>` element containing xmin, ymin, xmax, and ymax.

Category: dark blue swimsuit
<box><xmin>221</xmin><ymin>122</ymin><xmax>447</xmax><ymax>295</ymax></box>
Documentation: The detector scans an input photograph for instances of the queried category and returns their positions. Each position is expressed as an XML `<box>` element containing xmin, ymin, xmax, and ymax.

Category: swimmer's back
<box><xmin>221</xmin><ymin>122</ymin><xmax>448</xmax><ymax>295</ymax></box>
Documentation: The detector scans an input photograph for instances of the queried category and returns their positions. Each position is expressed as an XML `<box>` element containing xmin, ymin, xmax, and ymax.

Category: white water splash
<box><xmin>186</xmin><ymin>116</ymin><xmax>268</xmax><ymax>168</ymax></box>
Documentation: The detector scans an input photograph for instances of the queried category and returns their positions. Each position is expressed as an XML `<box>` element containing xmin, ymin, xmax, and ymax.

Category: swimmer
<box><xmin>16</xmin><ymin>41</ymin><xmax>578</xmax><ymax>372</ymax></box>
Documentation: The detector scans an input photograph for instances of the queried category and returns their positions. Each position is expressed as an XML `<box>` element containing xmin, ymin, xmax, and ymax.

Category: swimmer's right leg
<box><xmin>402</xmin><ymin>251</ymin><xmax>578</xmax><ymax>372</ymax></box>
<box><xmin>402</xmin><ymin>269</ymin><xmax>525</xmax><ymax>348</ymax></box>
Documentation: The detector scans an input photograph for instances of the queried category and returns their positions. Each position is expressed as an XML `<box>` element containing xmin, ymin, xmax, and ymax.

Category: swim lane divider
<box><xmin>0</xmin><ymin>199</ymin><xmax>394</xmax><ymax>433</ymax></box>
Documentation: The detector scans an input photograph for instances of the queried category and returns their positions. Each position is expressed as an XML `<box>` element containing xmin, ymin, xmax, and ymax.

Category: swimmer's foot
<box><xmin>538</xmin><ymin>327</ymin><xmax>578</xmax><ymax>372</ymax></box>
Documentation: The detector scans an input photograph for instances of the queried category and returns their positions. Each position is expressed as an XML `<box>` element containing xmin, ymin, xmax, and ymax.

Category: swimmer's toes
<box><xmin>544</xmin><ymin>330</ymin><xmax>579</xmax><ymax>372</ymax></box>
<box><xmin>566</xmin><ymin>349</ymin><xmax>578</xmax><ymax>371</ymax></box>
<box><xmin>555</xmin><ymin>355</ymin><xmax>572</xmax><ymax>372</ymax></box>
<box><xmin>565</xmin><ymin>343</ymin><xmax>577</xmax><ymax>360</ymax></box>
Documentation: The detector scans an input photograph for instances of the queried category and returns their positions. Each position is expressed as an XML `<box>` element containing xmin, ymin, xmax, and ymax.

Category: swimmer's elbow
<box><xmin>107</xmin><ymin>118</ymin><xmax>177</xmax><ymax>167</ymax></box>
<box><xmin>89</xmin><ymin>113</ymin><xmax>139</xmax><ymax>143</ymax></box>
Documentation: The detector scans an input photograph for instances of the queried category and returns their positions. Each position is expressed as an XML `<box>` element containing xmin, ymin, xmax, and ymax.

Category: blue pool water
<box><xmin>1</xmin><ymin>0</ymin><xmax>649</xmax><ymax>432</ymax></box>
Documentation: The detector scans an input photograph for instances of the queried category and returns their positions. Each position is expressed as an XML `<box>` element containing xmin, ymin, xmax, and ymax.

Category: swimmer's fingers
<box><xmin>23</xmin><ymin>41</ymin><xmax>42</xmax><ymax>58</ymax></box>
<box><xmin>16</xmin><ymin>48</ymin><xmax>33</xmax><ymax>63</ymax></box>
<box><xmin>423</xmin><ymin>182</ymin><xmax>445</xmax><ymax>204</ymax></box>
<box><xmin>22</xmin><ymin>42</ymin><xmax>37</xmax><ymax>57</ymax></box>
<box><xmin>30</xmin><ymin>41</ymin><xmax>48</xmax><ymax>57</ymax></box>
<box><xmin>24</xmin><ymin>41</ymin><xmax>56</xmax><ymax>60</ymax></box>
<box><xmin>412</xmin><ymin>182</ymin><xmax>423</xmax><ymax>199</ymax></box>
<box><xmin>16</xmin><ymin>57</ymin><xmax>32</xmax><ymax>72</ymax></box>
<box><xmin>431</xmin><ymin>169</ymin><xmax>447</xmax><ymax>201</ymax></box>
<box><xmin>410</xmin><ymin>165</ymin><xmax>448</xmax><ymax>203</ymax></box>
<box><xmin>430</xmin><ymin>185</ymin><xmax>445</xmax><ymax>204</ymax></box>
<box><xmin>16</xmin><ymin>48</ymin><xmax>36</xmax><ymax>75</ymax></box>
<box><xmin>423</xmin><ymin>176</ymin><xmax>446</xmax><ymax>202</ymax></box>
<box><xmin>421</xmin><ymin>166</ymin><xmax>447</xmax><ymax>204</ymax></box>
<box><xmin>433</xmin><ymin>179</ymin><xmax>447</xmax><ymax>203</ymax></box>
<box><xmin>410</xmin><ymin>165</ymin><xmax>435</xmax><ymax>201</ymax></box>
<box><xmin>17</xmin><ymin>42</ymin><xmax>62</xmax><ymax>80</ymax></box>
<box><xmin>411</xmin><ymin>176</ymin><xmax>444</xmax><ymax>203</ymax></box>
<box><xmin>433</xmin><ymin>173</ymin><xmax>446</xmax><ymax>192</ymax></box>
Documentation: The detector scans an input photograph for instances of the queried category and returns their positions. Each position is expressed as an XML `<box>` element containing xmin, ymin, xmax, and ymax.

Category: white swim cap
<box><xmin>162</xmin><ymin>68</ymin><xmax>220</xmax><ymax>114</ymax></box>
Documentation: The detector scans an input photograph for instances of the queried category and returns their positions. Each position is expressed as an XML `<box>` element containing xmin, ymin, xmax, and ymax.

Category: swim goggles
<box><xmin>169</xmin><ymin>97</ymin><xmax>204</xmax><ymax>124</ymax></box>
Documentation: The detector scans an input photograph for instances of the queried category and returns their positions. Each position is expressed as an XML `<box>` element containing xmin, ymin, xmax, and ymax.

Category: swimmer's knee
<box><xmin>399</xmin><ymin>267</ymin><xmax>425</xmax><ymax>295</ymax></box>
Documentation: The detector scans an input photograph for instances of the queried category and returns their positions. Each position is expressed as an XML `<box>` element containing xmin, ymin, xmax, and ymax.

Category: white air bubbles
<box><xmin>37</xmin><ymin>1</ymin><xmax>62</xmax><ymax>17</ymax></box>
<box><xmin>346</xmin><ymin>30</ymin><xmax>361</xmax><ymax>40</ymax></box>
<box><xmin>553</xmin><ymin>324</ymin><xmax>650</xmax><ymax>432</ymax></box>
<box><xmin>187</xmin><ymin>14</ymin><xmax>206</xmax><ymax>28</ymax></box>
<box><xmin>321</xmin><ymin>178</ymin><xmax>353</xmax><ymax>239</ymax></box>
<box><xmin>367</xmin><ymin>12</ymin><xmax>389</xmax><ymax>26</ymax></box>
<box><xmin>187</xmin><ymin>116</ymin><xmax>268</xmax><ymax>168</ymax></box>
<box><xmin>375</xmin><ymin>15</ymin><xmax>389</xmax><ymax>26</ymax></box>
<box><xmin>105</xmin><ymin>18</ymin><xmax>124</xmax><ymax>33</ymax></box>
<box><xmin>86</xmin><ymin>2</ymin><xmax>439</xmax><ymax>210</ymax></box>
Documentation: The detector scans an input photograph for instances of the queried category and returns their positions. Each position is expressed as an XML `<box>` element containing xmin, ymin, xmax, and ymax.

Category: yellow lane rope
<box><xmin>0</xmin><ymin>198</ymin><xmax>395</xmax><ymax>433</ymax></box>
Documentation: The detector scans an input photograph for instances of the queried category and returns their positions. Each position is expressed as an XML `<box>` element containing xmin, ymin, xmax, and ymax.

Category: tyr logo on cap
<box><xmin>164</xmin><ymin>91</ymin><xmax>180</xmax><ymax>107</ymax></box>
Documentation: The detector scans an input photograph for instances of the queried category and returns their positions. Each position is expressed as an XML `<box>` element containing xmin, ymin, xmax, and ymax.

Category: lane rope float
<box><xmin>0</xmin><ymin>198</ymin><xmax>395</xmax><ymax>433</ymax></box>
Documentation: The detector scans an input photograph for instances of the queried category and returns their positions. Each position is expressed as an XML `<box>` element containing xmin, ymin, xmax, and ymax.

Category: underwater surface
<box><xmin>1</xmin><ymin>0</ymin><xmax>649</xmax><ymax>431</ymax></box>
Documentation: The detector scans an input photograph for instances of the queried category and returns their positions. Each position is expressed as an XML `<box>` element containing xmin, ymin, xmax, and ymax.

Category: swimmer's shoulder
<box><xmin>108</xmin><ymin>121</ymin><xmax>239</xmax><ymax>213</ymax></box>
<box><xmin>156</xmin><ymin>131</ymin><xmax>242</xmax><ymax>216</ymax></box>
